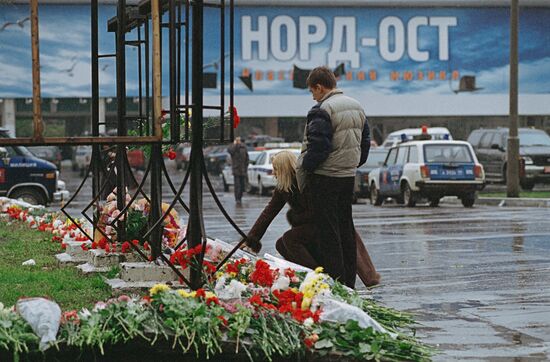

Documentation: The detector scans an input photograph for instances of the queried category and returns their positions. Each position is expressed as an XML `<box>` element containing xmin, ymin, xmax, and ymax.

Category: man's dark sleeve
<box><xmin>302</xmin><ymin>108</ymin><xmax>333</xmax><ymax>172</ymax></box>
<box><xmin>358</xmin><ymin>118</ymin><xmax>371</xmax><ymax>167</ymax></box>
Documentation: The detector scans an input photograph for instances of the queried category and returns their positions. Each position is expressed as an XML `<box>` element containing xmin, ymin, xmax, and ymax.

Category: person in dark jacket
<box><xmin>227</xmin><ymin>137</ymin><xmax>249</xmax><ymax>204</ymax></box>
<box><xmin>296</xmin><ymin>66</ymin><xmax>370</xmax><ymax>288</ymax></box>
<box><xmin>244</xmin><ymin>151</ymin><xmax>380</xmax><ymax>288</ymax></box>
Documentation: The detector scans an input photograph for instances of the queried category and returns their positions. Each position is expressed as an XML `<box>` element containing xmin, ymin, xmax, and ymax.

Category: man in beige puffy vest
<box><xmin>297</xmin><ymin>66</ymin><xmax>371</xmax><ymax>288</ymax></box>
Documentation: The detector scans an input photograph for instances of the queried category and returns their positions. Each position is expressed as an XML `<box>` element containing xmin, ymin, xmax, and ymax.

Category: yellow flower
<box><xmin>229</xmin><ymin>272</ymin><xmax>237</xmax><ymax>278</ymax></box>
<box><xmin>301</xmin><ymin>297</ymin><xmax>312</xmax><ymax>310</ymax></box>
<box><xmin>215</xmin><ymin>272</ymin><xmax>224</xmax><ymax>279</ymax></box>
<box><xmin>177</xmin><ymin>289</ymin><xmax>195</xmax><ymax>298</ymax></box>
<box><xmin>314</xmin><ymin>266</ymin><xmax>324</xmax><ymax>274</ymax></box>
<box><xmin>205</xmin><ymin>291</ymin><xmax>216</xmax><ymax>299</ymax></box>
<box><xmin>149</xmin><ymin>283</ymin><xmax>170</xmax><ymax>296</ymax></box>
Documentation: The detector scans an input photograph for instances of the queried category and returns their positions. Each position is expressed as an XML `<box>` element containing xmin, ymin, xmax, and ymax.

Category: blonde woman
<box><xmin>244</xmin><ymin>150</ymin><xmax>380</xmax><ymax>287</ymax></box>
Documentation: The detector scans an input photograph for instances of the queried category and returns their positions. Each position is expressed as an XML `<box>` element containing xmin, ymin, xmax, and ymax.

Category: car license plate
<box><xmin>544</xmin><ymin>166</ymin><xmax>550</xmax><ymax>174</ymax></box>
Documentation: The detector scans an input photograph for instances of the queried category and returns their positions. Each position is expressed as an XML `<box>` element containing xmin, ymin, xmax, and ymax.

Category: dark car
<box><xmin>0</xmin><ymin>129</ymin><xmax>69</xmax><ymax>205</ymax></box>
<box><xmin>467</xmin><ymin>128</ymin><xmax>550</xmax><ymax>190</ymax></box>
<box><xmin>205</xmin><ymin>145</ymin><xmax>229</xmax><ymax>175</ymax></box>
<box><xmin>28</xmin><ymin>146</ymin><xmax>62</xmax><ymax>169</ymax></box>
<box><xmin>354</xmin><ymin>148</ymin><xmax>388</xmax><ymax>201</ymax></box>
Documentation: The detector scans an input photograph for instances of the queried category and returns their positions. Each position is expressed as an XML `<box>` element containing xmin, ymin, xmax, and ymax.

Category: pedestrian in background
<box><xmin>243</xmin><ymin>151</ymin><xmax>379</xmax><ymax>287</ymax></box>
<box><xmin>227</xmin><ymin>137</ymin><xmax>249</xmax><ymax>205</ymax></box>
<box><xmin>296</xmin><ymin>66</ymin><xmax>371</xmax><ymax>288</ymax></box>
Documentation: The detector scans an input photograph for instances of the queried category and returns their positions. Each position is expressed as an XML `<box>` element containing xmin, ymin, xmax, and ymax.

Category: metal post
<box><xmin>91</xmin><ymin>0</ymin><xmax>101</xmax><ymax>229</ymax></box>
<box><xmin>220</xmin><ymin>0</ymin><xmax>225</xmax><ymax>142</ymax></box>
<box><xmin>150</xmin><ymin>0</ymin><xmax>163</xmax><ymax>259</ymax></box>
<box><xmin>137</xmin><ymin>24</ymin><xmax>144</xmax><ymax>136</ymax></box>
<box><xmin>169</xmin><ymin>0</ymin><xmax>179</xmax><ymax>142</ymax></box>
<box><xmin>189</xmin><ymin>0</ymin><xmax>204</xmax><ymax>289</ymax></box>
<box><xmin>116</xmin><ymin>0</ymin><xmax>127</xmax><ymax>241</ymax></box>
<box><xmin>229</xmin><ymin>0</ymin><xmax>234</xmax><ymax>140</ymax></box>
<box><xmin>145</xmin><ymin>18</ymin><xmax>151</xmax><ymax>136</ymax></box>
<box><xmin>30</xmin><ymin>0</ymin><xmax>44</xmax><ymax>142</ymax></box>
<box><xmin>507</xmin><ymin>0</ymin><xmax>520</xmax><ymax>197</ymax></box>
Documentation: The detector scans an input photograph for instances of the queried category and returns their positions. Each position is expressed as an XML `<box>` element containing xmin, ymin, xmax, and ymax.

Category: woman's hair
<box><xmin>272</xmin><ymin>150</ymin><xmax>297</xmax><ymax>193</ymax></box>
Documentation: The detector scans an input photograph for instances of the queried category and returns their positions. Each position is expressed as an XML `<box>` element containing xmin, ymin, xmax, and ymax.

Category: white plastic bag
<box><xmin>17</xmin><ymin>297</ymin><xmax>61</xmax><ymax>351</ymax></box>
<box><xmin>21</xmin><ymin>259</ymin><xmax>36</xmax><ymax>266</ymax></box>
<box><xmin>263</xmin><ymin>253</ymin><xmax>312</xmax><ymax>273</ymax></box>
<box><xmin>316</xmin><ymin>295</ymin><xmax>396</xmax><ymax>338</ymax></box>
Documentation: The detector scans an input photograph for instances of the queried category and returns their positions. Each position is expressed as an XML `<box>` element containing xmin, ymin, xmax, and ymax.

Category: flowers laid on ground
<box><xmin>0</xmin><ymin>196</ymin><xmax>434</xmax><ymax>360</ymax></box>
<box><xmin>0</xmin><ymin>258</ymin><xmax>434</xmax><ymax>361</ymax></box>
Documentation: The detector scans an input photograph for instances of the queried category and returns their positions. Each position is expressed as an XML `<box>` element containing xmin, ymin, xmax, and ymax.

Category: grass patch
<box><xmin>0</xmin><ymin>221</ymin><xmax>112</xmax><ymax>310</ymax></box>
<box><xmin>480</xmin><ymin>191</ymin><xmax>550</xmax><ymax>198</ymax></box>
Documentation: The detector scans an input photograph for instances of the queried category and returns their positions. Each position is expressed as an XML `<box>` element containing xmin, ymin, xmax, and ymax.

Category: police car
<box><xmin>368</xmin><ymin>140</ymin><xmax>485</xmax><ymax>207</ymax></box>
<box><xmin>248</xmin><ymin>148</ymin><xmax>300</xmax><ymax>195</ymax></box>
<box><xmin>0</xmin><ymin>129</ymin><xmax>69</xmax><ymax>205</ymax></box>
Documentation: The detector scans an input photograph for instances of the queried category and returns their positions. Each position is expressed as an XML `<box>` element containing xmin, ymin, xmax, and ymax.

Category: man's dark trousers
<box><xmin>309</xmin><ymin>174</ymin><xmax>356</xmax><ymax>288</ymax></box>
<box><xmin>233</xmin><ymin>175</ymin><xmax>246</xmax><ymax>202</ymax></box>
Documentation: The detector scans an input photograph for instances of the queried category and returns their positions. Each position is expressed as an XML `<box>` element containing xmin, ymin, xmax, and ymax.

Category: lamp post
<box><xmin>507</xmin><ymin>0</ymin><xmax>520</xmax><ymax>197</ymax></box>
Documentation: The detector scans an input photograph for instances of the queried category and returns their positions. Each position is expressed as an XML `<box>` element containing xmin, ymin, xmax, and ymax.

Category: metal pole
<box><xmin>220</xmin><ymin>0</ymin><xmax>225</xmax><ymax>142</ymax></box>
<box><xmin>91</xmin><ymin>0</ymin><xmax>101</xmax><ymax>229</ymax></box>
<box><xmin>145</xmin><ymin>18</ymin><xmax>151</xmax><ymax>136</ymax></box>
<box><xmin>189</xmin><ymin>0</ymin><xmax>204</xmax><ymax>289</ymax></box>
<box><xmin>169</xmin><ymin>0</ymin><xmax>179</xmax><ymax>142</ymax></box>
<box><xmin>229</xmin><ymin>0</ymin><xmax>234</xmax><ymax>140</ymax></box>
<box><xmin>150</xmin><ymin>0</ymin><xmax>163</xmax><ymax>259</ymax></box>
<box><xmin>30</xmin><ymin>0</ymin><xmax>44</xmax><ymax>142</ymax></box>
<box><xmin>507</xmin><ymin>0</ymin><xmax>520</xmax><ymax>197</ymax></box>
<box><xmin>137</xmin><ymin>24</ymin><xmax>143</xmax><ymax>136</ymax></box>
<box><xmin>152</xmin><ymin>1</ymin><xmax>162</xmax><ymax>139</ymax></box>
<box><xmin>116</xmin><ymin>0</ymin><xmax>127</xmax><ymax>241</ymax></box>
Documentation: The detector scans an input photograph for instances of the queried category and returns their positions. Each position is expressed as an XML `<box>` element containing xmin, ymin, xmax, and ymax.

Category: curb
<box><xmin>441</xmin><ymin>196</ymin><xmax>550</xmax><ymax>207</ymax></box>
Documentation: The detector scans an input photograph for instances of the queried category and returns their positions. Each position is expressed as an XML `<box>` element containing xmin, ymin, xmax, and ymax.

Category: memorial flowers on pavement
<box><xmin>0</xmin><ymin>197</ymin><xmax>434</xmax><ymax>361</ymax></box>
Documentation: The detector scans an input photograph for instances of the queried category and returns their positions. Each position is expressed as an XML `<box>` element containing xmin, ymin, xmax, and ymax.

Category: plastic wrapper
<box><xmin>16</xmin><ymin>297</ymin><xmax>61</xmax><ymax>351</ymax></box>
<box><xmin>317</xmin><ymin>296</ymin><xmax>396</xmax><ymax>338</ymax></box>
<box><xmin>263</xmin><ymin>253</ymin><xmax>312</xmax><ymax>273</ymax></box>
<box><xmin>205</xmin><ymin>238</ymin><xmax>254</xmax><ymax>262</ymax></box>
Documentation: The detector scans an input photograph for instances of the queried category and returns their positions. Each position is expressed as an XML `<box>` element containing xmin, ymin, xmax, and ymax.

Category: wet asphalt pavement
<box><xmin>56</xmin><ymin>163</ymin><xmax>550</xmax><ymax>361</ymax></box>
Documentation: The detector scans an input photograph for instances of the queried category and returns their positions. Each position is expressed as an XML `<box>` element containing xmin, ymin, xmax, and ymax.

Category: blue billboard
<box><xmin>0</xmin><ymin>5</ymin><xmax>549</xmax><ymax>104</ymax></box>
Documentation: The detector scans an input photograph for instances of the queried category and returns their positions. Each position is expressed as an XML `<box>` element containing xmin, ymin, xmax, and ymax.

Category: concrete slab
<box><xmin>119</xmin><ymin>262</ymin><xmax>187</xmax><ymax>283</ymax></box>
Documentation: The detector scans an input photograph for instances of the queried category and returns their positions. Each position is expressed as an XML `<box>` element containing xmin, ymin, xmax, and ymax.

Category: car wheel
<box><xmin>259</xmin><ymin>178</ymin><xmax>267</xmax><ymax>196</ymax></box>
<box><xmin>10</xmin><ymin>187</ymin><xmax>47</xmax><ymax>206</ymax></box>
<box><xmin>370</xmin><ymin>183</ymin><xmax>383</xmax><ymax>206</ymax></box>
<box><xmin>461</xmin><ymin>193</ymin><xmax>476</xmax><ymax>207</ymax></box>
<box><xmin>429</xmin><ymin>198</ymin><xmax>440</xmax><ymax>207</ymax></box>
<box><xmin>401</xmin><ymin>182</ymin><xmax>416</xmax><ymax>207</ymax></box>
<box><xmin>222</xmin><ymin>175</ymin><xmax>229</xmax><ymax>192</ymax></box>
<box><xmin>520</xmin><ymin>180</ymin><xmax>535</xmax><ymax>191</ymax></box>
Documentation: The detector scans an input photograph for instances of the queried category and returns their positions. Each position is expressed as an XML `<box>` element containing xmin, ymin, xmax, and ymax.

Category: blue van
<box><xmin>0</xmin><ymin>129</ymin><xmax>69</xmax><ymax>205</ymax></box>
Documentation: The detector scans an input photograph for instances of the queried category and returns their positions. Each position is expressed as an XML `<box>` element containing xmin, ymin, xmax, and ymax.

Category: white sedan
<box><xmin>221</xmin><ymin>151</ymin><xmax>261</xmax><ymax>191</ymax></box>
<box><xmin>248</xmin><ymin>148</ymin><xmax>300</xmax><ymax>195</ymax></box>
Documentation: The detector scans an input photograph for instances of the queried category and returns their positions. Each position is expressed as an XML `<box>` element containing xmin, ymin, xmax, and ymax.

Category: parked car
<box><xmin>28</xmin><ymin>146</ymin><xmax>62</xmax><ymax>169</ymax></box>
<box><xmin>205</xmin><ymin>146</ymin><xmax>229</xmax><ymax>175</ymax></box>
<box><xmin>354</xmin><ymin>148</ymin><xmax>389</xmax><ymax>201</ymax></box>
<box><xmin>175</xmin><ymin>143</ymin><xmax>191</xmax><ymax>170</ymax></box>
<box><xmin>221</xmin><ymin>151</ymin><xmax>261</xmax><ymax>191</ymax></box>
<box><xmin>368</xmin><ymin>140</ymin><xmax>485</xmax><ymax>207</ymax></box>
<box><xmin>73</xmin><ymin>145</ymin><xmax>92</xmax><ymax>176</ymax></box>
<box><xmin>248</xmin><ymin>149</ymin><xmax>301</xmax><ymax>195</ymax></box>
<box><xmin>381</xmin><ymin>127</ymin><xmax>453</xmax><ymax>148</ymax></box>
<box><xmin>467</xmin><ymin>127</ymin><xmax>550</xmax><ymax>190</ymax></box>
<box><xmin>0</xmin><ymin>128</ymin><xmax>69</xmax><ymax>205</ymax></box>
